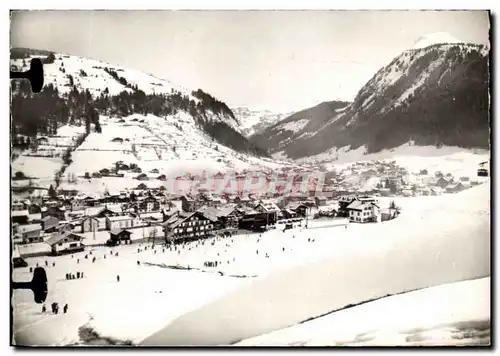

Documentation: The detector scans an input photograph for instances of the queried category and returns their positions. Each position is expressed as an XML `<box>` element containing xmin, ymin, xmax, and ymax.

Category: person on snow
<box><xmin>42</xmin><ymin>304</ymin><xmax>46</xmax><ymax>313</ymax></box>
<box><xmin>63</xmin><ymin>304</ymin><xmax>68</xmax><ymax>314</ymax></box>
<box><xmin>117</xmin><ymin>275</ymin><xmax>120</xmax><ymax>282</ymax></box>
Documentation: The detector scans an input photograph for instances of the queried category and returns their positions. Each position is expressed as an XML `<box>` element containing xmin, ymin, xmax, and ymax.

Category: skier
<box><xmin>81</xmin><ymin>272</ymin><xmax>84</xmax><ymax>278</ymax></box>
<box><xmin>63</xmin><ymin>304</ymin><xmax>68</xmax><ymax>314</ymax></box>
<box><xmin>137</xmin><ymin>260</ymin><xmax>140</xmax><ymax>266</ymax></box>
<box><xmin>77</xmin><ymin>272</ymin><xmax>80</xmax><ymax>279</ymax></box>
<box><xmin>117</xmin><ymin>275</ymin><xmax>120</xmax><ymax>282</ymax></box>
<box><xmin>52</xmin><ymin>262</ymin><xmax>55</xmax><ymax>267</ymax></box>
<box><xmin>42</xmin><ymin>304</ymin><xmax>46</xmax><ymax>313</ymax></box>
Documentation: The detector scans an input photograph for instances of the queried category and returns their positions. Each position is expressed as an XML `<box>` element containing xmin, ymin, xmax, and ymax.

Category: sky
<box><xmin>10</xmin><ymin>10</ymin><xmax>490</xmax><ymax>112</ymax></box>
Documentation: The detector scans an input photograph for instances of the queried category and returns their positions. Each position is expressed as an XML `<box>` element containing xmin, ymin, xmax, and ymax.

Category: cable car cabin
<box><xmin>477</xmin><ymin>161</ymin><xmax>489</xmax><ymax>177</ymax></box>
<box><xmin>477</xmin><ymin>168</ymin><xmax>489</xmax><ymax>177</ymax></box>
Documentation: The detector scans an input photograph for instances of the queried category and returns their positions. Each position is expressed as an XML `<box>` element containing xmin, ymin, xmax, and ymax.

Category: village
<box><xmin>11</xmin><ymin>156</ymin><xmax>482</xmax><ymax>264</ymax></box>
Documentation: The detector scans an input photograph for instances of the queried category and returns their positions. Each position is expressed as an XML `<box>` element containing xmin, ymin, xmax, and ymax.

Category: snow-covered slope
<box><xmin>12</xmin><ymin>182</ymin><xmax>490</xmax><ymax>345</ymax></box>
<box><xmin>237</xmin><ymin>277</ymin><xmax>490</xmax><ymax>346</ymax></box>
<box><xmin>231</xmin><ymin>107</ymin><xmax>294</xmax><ymax>137</ymax></box>
<box><xmin>57</xmin><ymin>114</ymin><xmax>294</xmax><ymax>195</ymax></box>
<box><xmin>249</xmin><ymin>100</ymin><xmax>349</xmax><ymax>153</ymax></box>
<box><xmin>10</xmin><ymin>50</ymin><xmax>243</xmax><ymax>130</ymax></box>
<box><xmin>141</xmin><ymin>183</ymin><xmax>490</xmax><ymax>345</ymax></box>
<box><xmin>254</xmin><ymin>37</ymin><xmax>489</xmax><ymax>161</ymax></box>
<box><xmin>11</xmin><ymin>49</ymin><xmax>295</xmax><ymax>190</ymax></box>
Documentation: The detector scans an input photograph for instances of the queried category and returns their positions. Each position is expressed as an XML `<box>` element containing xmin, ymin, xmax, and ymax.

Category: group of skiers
<box><xmin>41</xmin><ymin>302</ymin><xmax>68</xmax><ymax>315</ymax></box>
<box><xmin>65</xmin><ymin>271</ymin><xmax>84</xmax><ymax>280</ymax></box>
<box><xmin>204</xmin><ymin>261</ymin><xmax>219</xmax><ymax>267</ymax></box>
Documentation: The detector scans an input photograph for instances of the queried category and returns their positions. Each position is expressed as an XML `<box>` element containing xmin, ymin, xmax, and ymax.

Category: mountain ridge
<box><xmin>252</xmin><ymin>42</ymin><xmax>490</xmax><ymax>160</ymax></box>
<box><xmin>231</xmin><ymin>107</ymin><xmax>294</xmax><ymax>137</ymax></box>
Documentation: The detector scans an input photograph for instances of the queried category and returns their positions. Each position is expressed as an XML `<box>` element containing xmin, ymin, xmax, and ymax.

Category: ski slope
<box><xmin>142</xmin><ymin>183</ymin><xmax>490</xmax><ymax>345</ymax></box>
<box><xmin>12</xmin><ymin>183</ymin><xmax>490</xmax><ymax>346</ymax></box>
<box><xmin>56</xmin><ymin>114</ymin><xmax>293</xmax><ymax>195</ymax></box>
<box><xmin>237</xmin><ymin>277</ymin><xmax>490</xmax><ymax>346</ymax></box>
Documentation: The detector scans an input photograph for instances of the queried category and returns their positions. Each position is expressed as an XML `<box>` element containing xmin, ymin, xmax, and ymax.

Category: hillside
<box><xmin>255</xmin><ymin>41</ymin><xmax>490</xmax><ymax>160</ymax></box>
<box><xmin>9</xmin><ymin>49</ymin><xmax>304</xmax><ymax>193</ymax></box>
<box><xmin>231</xmin><ymin>107</ymin><xmax>294</xmax><ymax>137</ymax></box>
<box><xmin>10</xmin><ymin>48</ymin><xmax>268</xmax><ymax>158</ymax></box>
<box><xmin>249</xmin><ymin>100</ymin><xmax>350</xmax><ymax>153</ymax></box>
<box><xmin>141</xmin><ymin>182</ymin><xmax>490</xmax><ymax>345</ymax></box>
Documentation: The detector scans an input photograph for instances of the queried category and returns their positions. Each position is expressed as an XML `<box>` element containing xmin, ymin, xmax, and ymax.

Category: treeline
<box><xmin>11</xmin><ymin>80</ymin><xmax>101</xmax><ymax>138</ymax></box>
<box><xmin>201</xmin><ymin>121</ymin><xmax>268</xmax><ymax>157</ymax></box>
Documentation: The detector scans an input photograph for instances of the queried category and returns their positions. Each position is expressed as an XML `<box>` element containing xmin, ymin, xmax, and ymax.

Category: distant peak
<box><xmin>412</xmin><ymin>32</ymin><xmax>462</xmax><ymax>50</ymax></box>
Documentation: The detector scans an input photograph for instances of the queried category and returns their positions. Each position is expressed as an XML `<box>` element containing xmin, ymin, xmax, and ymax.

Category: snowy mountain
<box><xmin>10</xmin><ymin>49</ymin><xmax>302</xmax><ymax>193</ymax></box>
<box><xmin>10</xmin><ymin>48</ymin><xmax>267</xmax><ymax>158</ymax></box>
<box><xmin>231</xmin><ymin>107</ymin><xmax>294</xmax><ymax>137</ymax></box>
<box><xmin>253</xmin><ymin>38</ymin><xmax>490</xmax><ymax>161</ymax></box>
<box><xmin>249</xmin><ymin>100</ymin><xmax>350</xmax><ymax>154</ymax></box>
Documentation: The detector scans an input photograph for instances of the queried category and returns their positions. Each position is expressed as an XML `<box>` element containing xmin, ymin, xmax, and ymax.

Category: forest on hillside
<box><xmin>10</xmin><ymin>49</ymin><xmax>268</xmax><ymax>157</ymax></box>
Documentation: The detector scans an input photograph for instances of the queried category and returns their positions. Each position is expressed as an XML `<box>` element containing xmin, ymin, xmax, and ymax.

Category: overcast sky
<box><xmin>11</xmin><ymin>10</ymin><xmax>490</xmax><ymax>112</ymax></box>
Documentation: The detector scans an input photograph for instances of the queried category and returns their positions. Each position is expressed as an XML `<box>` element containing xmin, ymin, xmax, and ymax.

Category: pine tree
<box><xmin>48</xmin><ymin>184</ymin><xmax>57</xmax><ymax>198</ymax></box>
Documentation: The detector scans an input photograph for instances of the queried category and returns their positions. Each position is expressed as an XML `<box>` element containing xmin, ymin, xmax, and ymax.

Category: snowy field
<box><xmin>56</xmin><ymin>115</ymin><xmax>293</xmax><ymax>195</ymax></box>
<box><xmin>237</xmin><ymin>277</ymin><xmax>490</xmax><ymax>346</ymax></box>
<box><xmin>11</xmin><ymin>124</ymin><xmax>88</xmax><ymax>188</ymax></box>
<box><xmin>12</xmin><ymin>183</ymin><xmax>490</xmax><ymax>346</ymax></box>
